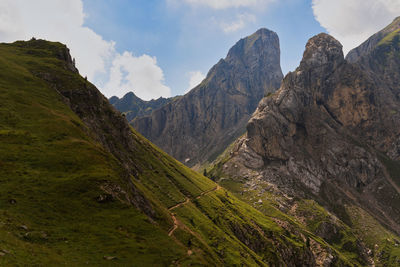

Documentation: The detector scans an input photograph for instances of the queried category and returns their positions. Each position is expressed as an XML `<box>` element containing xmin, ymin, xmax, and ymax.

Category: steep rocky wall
<box><xmin>133</xmin><ymin>28</ymin><xmax>283</xmax><ymax>167</ymax></box>
<box><xmin>221</xmin><ymin>33</ymin><xmax>400</xmax><ymax>235</ymax></box>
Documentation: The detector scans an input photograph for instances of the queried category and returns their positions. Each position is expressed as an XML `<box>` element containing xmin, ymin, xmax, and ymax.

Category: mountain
<box><xmin>132</xmin><ymin>28</ymin><xmax>283</xmax><ymax>168</ymax></box>
<box><xmin>0</xmin><ymin>39</ymin><xmax>372</xmax><ymax>266</ymax></box>
<box><xmin>346</xmin><ymin>16</ymin><xmax>400</xmax><ymax>64</ymax></box>
<box><xmin>209</xmin><ymin>24</ymin><xmax>400</xmax><ymax>265</ymax></box>
<box><xmin>346</xmin><ymin>16</ymin><xmax>400</xmax><ymax>122</ymax></box>
<box><xmin>109</xmin><ymin>92</ymin><xmax>174</xmax><ymax>122</ymax></box>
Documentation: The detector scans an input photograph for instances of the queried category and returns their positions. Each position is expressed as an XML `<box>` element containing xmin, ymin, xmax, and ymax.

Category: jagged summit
<box><xmin>109</xmin><ymin>92</ymin><xmax>141</xmax><ymax>106</ymax></box>
<box><xmin>109</xmin><ymin>91</ymin><xmax>173</xmax><ymax>122</ymax></box>
<box><xmin>300</xmin><ymin>33</ymin><xmax>344</xmax><ymax>70</ymax></box>
<box><xmin>132</xmin><ymin>28</ymin><xmax>283</xmax><ymax>167</ymax></box>
<box><xmin>121</xmin><ymin>91</ymin><xmax>141</xmax><ymax>100</ymax></box>
<box><xmin>255</xmin><ymin>27</ymin><xmax>274</xmax><ymax>35</ymax></box>
<box><xmin>225</xmin><ymin>28</ymin><xmax>279</xmax><ymax>65</ymax></box>
<box><xmin>209</xmin><ymin>27</ymin><xmax>282</xmax><ymax>92</ymax></box>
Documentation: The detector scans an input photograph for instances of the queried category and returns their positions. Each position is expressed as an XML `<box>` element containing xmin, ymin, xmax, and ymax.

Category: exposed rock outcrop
<box><xmin>133</xmin><ymin>28</ymin><xmax>283</xmax><ymax>167</ymax></box>
<box><xmin>347</xmin><ymin>16</ymin><xmax>400</xmax><ymax>160</ymax></box>
<box><xmin>220</xmin><ymin>31</ymin><xmax>400</xmax><ymax>235</ymax></box>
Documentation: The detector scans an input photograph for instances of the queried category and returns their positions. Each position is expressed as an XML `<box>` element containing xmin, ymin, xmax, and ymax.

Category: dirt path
<box><xmin>196</xmin><ymin>185</ymin><xmax>220</xmax><ymax>199</ymax></box>
<box><xmin>168</xmin><ymin>214</ymin><xmax>179</xmax><ymax>236</ymax></box>
<box><xmin>169</xmin><ymin>198</ymin><xmax>190</xmax><ymax>211</ymax></box>
<box><xmin>168</xmin><ymin>185</ymin><xmax>221</xmax><ymax>237</ymax></box>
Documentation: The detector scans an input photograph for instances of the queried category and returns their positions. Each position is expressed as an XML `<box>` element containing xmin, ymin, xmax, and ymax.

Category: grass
<box><xmin>378</xmin><ymin>29</ymin><xmax>400</xmax><ymax>46</ymax></box>
<box><xmin>0</xmin><ymin>38</ymin><xmax>352</xmax><ymax>266</ymax></box>
<box><xmin>346</xmin><ymin>205</ymin><xmax>400</xmax><ymax>266</ymax></box>
<box><xmin>0</xmin><ymin>39</ymin><xmax>189</xmax><ymax>265</ymax></box>
<box><xmin>209</xmin><ymin>147</ymin><xmax>400</xmax><ymax>266</ymax></box>
<box><xmin>2</xmin><ymin>38</ymin><xmax>399</xmax><ymax>266</ymax></box>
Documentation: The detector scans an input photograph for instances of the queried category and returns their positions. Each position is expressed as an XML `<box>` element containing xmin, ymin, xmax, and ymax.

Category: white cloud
<box><xmin>0</xmin><ymin>0</ymin><xmax>170</xmax><ymax>100</ymax></box>
<box><xmin>175</xmin><ymin>0</ymin><xmax>274</xmax><ymax>9</ymax></box>
<box><xmin>312</xmin><ymin>0</ymin><xmax>400</xmax><ymax>54</ymax></box>
<box><xmin>104</xmin><ymin>52</ymin><xmax>171</xmax><ymax>100</ymax></box>
<box><xmin>220</xmin><ymin>13</ymin><xmax>256</xmax><ymax>33</ymax></box>
<box><xmin>186</xmin><ymin>71</ymin><xmax>206</xmax><ymax>93</ymax></box>
<box><xmin>168</xmin><ymin>0</ymin><xmax>270</xmax><ymax>34</ymax></box>
<box><xmin>0</xmin><ymin>0</ymin><xmax>113</xmax><ymax>81</ymax></box>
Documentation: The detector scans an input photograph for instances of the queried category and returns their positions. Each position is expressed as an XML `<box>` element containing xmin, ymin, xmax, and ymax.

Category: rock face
<box><xmin>133</xmin><ymin>28</ymin><xmax>283</xmax><ymax>167</ymax></box>
<box><xmin>219</xmin><ymin>30</ymin><xmax>400</xmax><ymax>235</ymax></box>
<box><xmin>346</xmin><ymin>16</ymin><xmax>400</xmax><ymax>160</ymax></box>
<box><xmin>347</xmin><ymin>17</ymin><xmax>400</xmax><ymax>160</ymax></box>
<box><xmin>109</xmin><ymin>92</ymin><xmax>173</xmax><ymax>123</ymax></box>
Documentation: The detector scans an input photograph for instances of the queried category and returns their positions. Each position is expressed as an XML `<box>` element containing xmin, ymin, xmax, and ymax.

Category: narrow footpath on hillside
<box><xmin>168</xmin><ymin>185</ymin><xmax>221</xmax><ymax>237</ymax></box>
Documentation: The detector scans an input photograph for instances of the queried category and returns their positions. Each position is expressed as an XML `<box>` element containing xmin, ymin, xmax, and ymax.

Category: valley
<box><xmin>0</xmin><ymin>10</ymin><xmax>399</xmax><ymax>267</ymax></box>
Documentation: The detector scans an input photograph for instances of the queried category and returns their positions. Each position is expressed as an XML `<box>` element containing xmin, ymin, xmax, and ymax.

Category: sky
<box><xmin>0</xmin><ymin>0</ymin><xmax>399</xmax><ymax>100</ymax></box>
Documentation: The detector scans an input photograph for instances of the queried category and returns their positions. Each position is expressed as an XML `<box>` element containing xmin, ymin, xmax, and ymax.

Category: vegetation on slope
<box><xmin>0</xmin><ymin>39</ymin><xmax>352</xmax><ymax>266</ymax></box>
<box><xmin>208</xmin><ymin>139</ymin><xmax>400</xmax><ymax>266</ymax></box>
<box><xmin>0</xmin><ymin>40</ymin><xmax>186</xmax><ymax>265</ymax></box>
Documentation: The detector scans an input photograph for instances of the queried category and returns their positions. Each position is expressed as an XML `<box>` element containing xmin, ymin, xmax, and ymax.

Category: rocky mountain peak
<box><xmin>225</xmin><ymin>28</ymin><xmax>280</xmax><ymax>70</ymax></box>
<box><xmin>300</xmin><ymin>33</ymin><xmax>344</xmax><ymax>71</ymax></box>
<box><xmin>109</xmin><ymin>91</ymin><xmax>173</xmax><ymax>123</ymax></box>
<box><xmin>217</xmin><ymin>25</ymin><xmax>400</xmax><ymax>237</ymax></box>
<box><xmin>120</xmin><ymin>91</ymin><xmax>141</xmax><ymax>102</ymax></box>
<box><xmin>132</xmin><ymin>29</ymin><xmax>283</xmax><ymax>167</ymax></box>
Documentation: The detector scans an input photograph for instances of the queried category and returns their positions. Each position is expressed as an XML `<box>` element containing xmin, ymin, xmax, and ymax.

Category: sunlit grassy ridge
<box><xmin>0</xmin><ymin>40</ymin><xmax>188</xmax><ymax>265</ymax></box>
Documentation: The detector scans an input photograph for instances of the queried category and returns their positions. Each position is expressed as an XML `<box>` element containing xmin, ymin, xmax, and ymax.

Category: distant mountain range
<box><xmin>109</xmin><ymin>92</ymin><xmax>175</xmax><ymax>123</ymax></box>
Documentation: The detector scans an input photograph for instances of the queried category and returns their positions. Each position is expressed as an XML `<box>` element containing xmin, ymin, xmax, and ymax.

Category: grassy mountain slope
<box><xmin>0</xmin><ymin>40</ymin><xmax>188</xmax><ymax>265</ymax></box>
<box><xmin>0</xmin><ymin>39</ymin><xmax>363</xmax><ymax>266</ymax></box>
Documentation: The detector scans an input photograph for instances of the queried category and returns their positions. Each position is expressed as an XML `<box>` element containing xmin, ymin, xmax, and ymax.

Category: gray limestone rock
<box><xmin>132</xmin><ymin>28</ymin><xmax>283</xmax><ymax>167</ymax></box>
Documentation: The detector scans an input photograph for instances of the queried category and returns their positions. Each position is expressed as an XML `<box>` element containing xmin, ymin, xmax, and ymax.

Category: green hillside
<box><xmin>0</xmin><ymin>39</ymin><xmax>382</xmax><ymax>266</ymax></box>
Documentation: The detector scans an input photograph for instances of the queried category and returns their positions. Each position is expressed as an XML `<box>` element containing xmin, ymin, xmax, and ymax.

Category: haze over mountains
<box><xmin>1</xmin><ymin>13</ymin><xmax>400</xmax><ymax>267</ymax></box>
